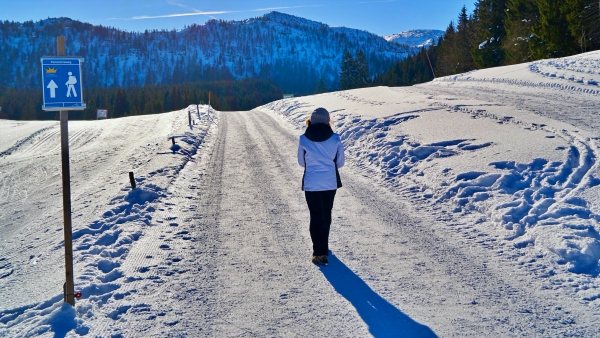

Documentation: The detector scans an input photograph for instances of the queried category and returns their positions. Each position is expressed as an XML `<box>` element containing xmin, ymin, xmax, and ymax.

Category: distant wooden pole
<box><xmin>188</xmin><ymin>110</ymin><xmax>191</xmax><ymax>125</ymax></box>
<box><xmin>57</xmin><ymin>36</ymin><xmax>75</xmax><ymax>307</ymax></box>
<box><xmin>425</xmin><ymin>50</ymin><xmax>435</xmax><ymax>79</ymax></box>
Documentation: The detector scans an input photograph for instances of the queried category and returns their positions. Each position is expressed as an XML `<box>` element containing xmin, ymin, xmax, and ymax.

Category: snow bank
<box><xmin>0</xmin><ymin>106</ymin><xmax>215</xmax><ymax>337</ymax></box>
<box><xmin>258</xmin><ymin>52</ymin><xmax>600</xmax><ymax>279</ymax></box>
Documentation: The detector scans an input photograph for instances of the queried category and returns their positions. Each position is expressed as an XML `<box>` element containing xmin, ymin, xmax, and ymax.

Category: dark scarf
<box><xmin>304</xmin><ymin>123</ymin><xmax>333</xmax><ymax>142</ymax></box>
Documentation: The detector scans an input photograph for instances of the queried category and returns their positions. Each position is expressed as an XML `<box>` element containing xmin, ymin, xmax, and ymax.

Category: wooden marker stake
<box><xmin>129</xmin><ymin>172</ymin><xmax>136</xmax><ymax>189</ymax></box>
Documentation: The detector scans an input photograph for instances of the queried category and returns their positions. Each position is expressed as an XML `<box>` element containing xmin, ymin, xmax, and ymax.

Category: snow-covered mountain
<box><xmin>384</xmin><ymin>29</ymin><xmax>444</xmax><ymax>48</ymax></box>
<box><xmin>0</xmin><ymin>12</ymin><xmax>414</xmax><ymax>94</ymax></box>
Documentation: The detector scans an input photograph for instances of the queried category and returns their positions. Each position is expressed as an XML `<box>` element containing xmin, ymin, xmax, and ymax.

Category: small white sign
<box><xmin>97</xmin><ymin>109</ymin><xmax>107</xmax><ymax>119</ymax></box>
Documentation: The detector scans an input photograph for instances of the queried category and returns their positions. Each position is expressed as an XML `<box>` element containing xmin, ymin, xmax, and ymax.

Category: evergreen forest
<box><xmin>373</xmin><ymin>0</ymin><xmax>600</xmax><ymax>87</ymax></box>
<box><xmin>0</xmin><ymin>79</ymin><xmax>282</xmax><ymax>121</ymax></box>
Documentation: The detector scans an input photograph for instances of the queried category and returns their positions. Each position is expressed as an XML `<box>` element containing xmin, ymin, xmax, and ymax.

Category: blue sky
<box><xmin>0</xmin><ymin>0</ymin><xmax>473</xmax><ymax>36</ymax></box>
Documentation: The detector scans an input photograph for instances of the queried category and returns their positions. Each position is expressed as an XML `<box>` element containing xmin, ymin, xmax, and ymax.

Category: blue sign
<box><xmin>41</xmin><ymin>57</ymin><xmax>86</xmax><ymax>111</ymax></box>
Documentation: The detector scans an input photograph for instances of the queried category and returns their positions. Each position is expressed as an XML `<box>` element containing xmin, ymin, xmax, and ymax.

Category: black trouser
<box><xmin>304</xmin><ymin>189</ymin><xmax>337</xmax><ymax>256</ymax></box>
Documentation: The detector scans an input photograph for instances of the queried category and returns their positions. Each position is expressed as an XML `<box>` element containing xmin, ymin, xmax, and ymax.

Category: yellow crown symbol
<box><xmin>45</xmin><ymin>67</ymin><xmax>57</xmax><ymax>74</ymax></box>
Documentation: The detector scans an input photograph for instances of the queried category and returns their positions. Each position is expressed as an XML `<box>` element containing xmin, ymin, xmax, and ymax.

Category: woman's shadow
<box><xmin>319</xmin><ymin>254</ymin><xmax>438</xmax><ymax>338</ymax></box>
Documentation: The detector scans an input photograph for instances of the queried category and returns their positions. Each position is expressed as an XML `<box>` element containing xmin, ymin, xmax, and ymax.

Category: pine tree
<box><xmin>113</xmin><ymin>88</ymin><xmax>129</xmax><ymax>117</ymax></box>
<box><xmin>503</xmin><ymin>0</ymin><xmax>539</xmax><ymax>63</ymax></box>
<box><xmin>83</xmin><ymin>98</ymin><xmax>97</xmax><ymax>120</ymax></box>
<box><xmin>356</xmin><ymin>50</ymin><xmax>371</xmax><ymax>87</ymax></box>
<box><xmin>340</xmin><ymin>51</ymin><xmax>355</xmax><ymax>90</ymax></box>
<box><xmin>436</xmin><ymin>23</ymin><xmax>456</xmax><ymax>77</ymax></box>
<box><xmin>531</xmin><ymin>0</ymin><xmax>579</xmax><ymax>59</ymax></box>
<box><xmin>21</xmin><ymin>99</ymin><xmax>36</xmax><ymax>120</ymax></box>
<box><xmin>454</xmin><ymin>6</ymin><xmax>475</xmax><ymax>73</ymax></box>
<box><xmin>339</xmin><ymin>50</ymin><xmax>370</xmax><ymax>90</ymax></box>
<box><xmin>471</xmin><ymin>0</ymin><xmax>508</xmax><ymax>68</ymax></box>
<box><xmin>563</xmin><ymin>0</ymin><xmax>600</xmax><ymax>53</ymax></box>
<box><xmin>315</xmin><ymin>77</ymin><xmax>328</xmax><ymax>93</ymax></box>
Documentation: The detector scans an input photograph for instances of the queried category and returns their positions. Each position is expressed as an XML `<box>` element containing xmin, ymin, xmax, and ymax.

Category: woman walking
<box><xmin>298</xmin><ymin>108</ymin><xmax>345</xmax><ymax>265</ymax></box>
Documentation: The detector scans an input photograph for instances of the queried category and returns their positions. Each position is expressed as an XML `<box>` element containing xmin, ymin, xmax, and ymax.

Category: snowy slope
<box><xmin>3</xmin><ymin>51</ymin><xmax>600</xmax><ymax>336</ymax></box>
<box><xmin>384</xmin><ymin>29</ymin><xmax>444</xmax><ymax>48</ymax></box>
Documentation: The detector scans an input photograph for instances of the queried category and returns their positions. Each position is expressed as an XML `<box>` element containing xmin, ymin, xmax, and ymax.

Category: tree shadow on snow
<box><xmin>319</xmin><ymin>254</ymin><xmax>438</xmax><ymax>338</ymax></box>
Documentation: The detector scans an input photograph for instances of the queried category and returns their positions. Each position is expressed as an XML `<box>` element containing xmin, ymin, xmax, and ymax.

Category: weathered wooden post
<box><xmin>188</xmin><ymin>109</ymin><xmax>191</xmax><ymax>125</ymax></box>
<box><xmin>57</xmin><ymin>36</ymin><xmax>75</xmax><ymax>307</ymax></box>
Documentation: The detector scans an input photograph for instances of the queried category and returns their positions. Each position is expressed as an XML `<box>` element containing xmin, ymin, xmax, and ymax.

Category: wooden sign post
<box><xmin>57</xmin><ymin>36</ymin><xmax>76</xmax><ymax>307</ymax></box>
<box><xmin>41</xmin><ymin>37</ymin><xmax>86</xmax><ymax>306</ymax></box>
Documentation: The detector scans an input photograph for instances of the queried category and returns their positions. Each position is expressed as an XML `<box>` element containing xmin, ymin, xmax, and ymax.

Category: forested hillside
<box><xmin>375</xmin><ymin>0</ymin><xmax>600</xmax><ymax>87</ymax></box>
<box><xmin>0</xmin><ymin>12</ymin><xmax>411</xmax><ymax>94</ymax></box>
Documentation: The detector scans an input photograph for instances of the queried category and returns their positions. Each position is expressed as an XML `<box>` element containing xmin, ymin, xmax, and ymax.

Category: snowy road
<box><xmin>5</xmin><ymin>52</ymin><xmax>600</xmax><ymax>336</ymax></box>
<box><xmin>106</xmin><ymin>110</ymin><xmax>593</xmax><ymax>336</ymax></box>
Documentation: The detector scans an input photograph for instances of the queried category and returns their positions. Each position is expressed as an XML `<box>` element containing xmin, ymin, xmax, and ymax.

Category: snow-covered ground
<box><xmin>3</xmin><ymin>51</ymin><xmax>600</xmax><ymax>336</ymax></box>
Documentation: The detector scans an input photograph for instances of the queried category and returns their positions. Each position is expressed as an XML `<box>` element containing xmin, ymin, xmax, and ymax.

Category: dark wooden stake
<box><xmin>129</xmin><ymin>172</ymin><xmax>136</xmax><ymax>189</ymax></box>
<box><xmin>57</xmin><ymin>36</ymin><xmax>75</xmax><ymax>307</ymax></box>
<box><xmin>188</xmin><ymin>110</ymin><xmax>192</xmax><ymax>125</ymax></box>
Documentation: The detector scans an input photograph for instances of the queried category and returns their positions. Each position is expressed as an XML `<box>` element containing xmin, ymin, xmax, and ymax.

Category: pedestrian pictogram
<box><xmin>66</xmin><ymin>72</ymin><xmax>77</xmax><ymax>97</ymax></box>
<box><xmin>41</xmin><ymin>57</ymin><xmax>86</xmax><ymax>111</ymax></box>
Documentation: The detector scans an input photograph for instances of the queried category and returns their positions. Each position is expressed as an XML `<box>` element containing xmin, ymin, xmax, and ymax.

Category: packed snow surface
<box><xmin>3</xmin><ymin>51</ymin><xmax>600</xmax><ymax>336</ymax></box>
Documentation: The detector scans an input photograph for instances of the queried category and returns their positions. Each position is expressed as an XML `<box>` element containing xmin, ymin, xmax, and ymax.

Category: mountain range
<box><xmin>384</xmin><ymin>29</ymin><xmax>444</xmax><ymax>48</ymax></box>
<box><xmin>0</xmin><ymin>12</ymin><xmax>435</xmax><ymax>94</ymax></box>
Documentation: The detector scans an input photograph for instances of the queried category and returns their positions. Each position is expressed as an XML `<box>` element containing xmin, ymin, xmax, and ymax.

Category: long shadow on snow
<box><xmin>319</xmin><ymin>254</ymin><xmax>437</xmax><ymax>338</ymax></box>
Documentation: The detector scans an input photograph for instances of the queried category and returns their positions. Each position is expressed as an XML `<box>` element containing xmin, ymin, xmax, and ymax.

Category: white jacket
<box><xmin>297</xmin><ymin>124</ymin><xmax>345</xmax><ymax>191</ymax></box>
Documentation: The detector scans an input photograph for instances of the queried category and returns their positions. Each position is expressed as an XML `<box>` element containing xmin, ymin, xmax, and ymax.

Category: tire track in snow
<box><xmin>17</xmin><ymin>126</ymin><xmax>60</xmax><ymax>157</ymax></box>
<box><xmin>252</xmin><ymin>109</ymin><xmax>590</xmax><ymax>336</ymax></box>
<box><xmin>435</xmin><ymin>71</ymin><xmax>600</xmax><ymax>96</ymax></box>
<box><xmin>0</xmin><ymin>125</ymin><xmax>57</xmax><ymax>158</ymax></box>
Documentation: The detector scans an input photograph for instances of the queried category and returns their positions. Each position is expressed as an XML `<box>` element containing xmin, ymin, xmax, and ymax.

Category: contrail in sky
<box><xmin>110</xmin><ymin>4</ymin><xmax>324</xmax><ymax>21</ymax></box>
<box><xmin>357</xmin><ymin>0</ymin><xmax>401</xmax><ymax>3</ymax></box>
<box><xmin>251</xmin><ymin>5</ymin><xmax>324</xmax><ymax>11</ymax></box>
<box><xmin>131</xmin><ymin>11</ymin><xmax>232</xmax><ymax>20</ymax></box>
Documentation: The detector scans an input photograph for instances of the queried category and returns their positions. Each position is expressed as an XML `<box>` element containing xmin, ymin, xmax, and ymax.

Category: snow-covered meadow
<box><xmin>2</xmin><ymin>51</ymin><xmax>600</xmax><ymax>336</ymax></box>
